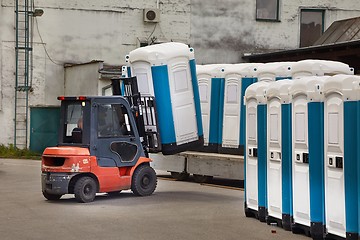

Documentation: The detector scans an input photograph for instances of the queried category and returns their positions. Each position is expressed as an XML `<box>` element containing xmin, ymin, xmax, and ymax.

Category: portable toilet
<box><xmin>323</xmin><ymin>75</ymin><xmax>360</xmax><ymax>240</ymax></box>
<box><xmin>266</xmin><ymin>79</ymin><xmax>293</xmax><ymax>230</ymax></box>
<box><xmin>196</xmin><ymin>64</ymin><xmax>225</xmax><ymax>153</ymax></box>
<box><xmin>128</xmin><ymin>42</ymin><xmax>203</xmax><ymax>155</ymax></box>
<box><xmin>291</xmin><ymin>59</ymin><xmax>354</xmax><ymax>79</ymax></box>
<box><xmin>289</xmin><ymin>76</ymin><xmax>329</xmax><ymax>238</ymax></box>
<box><xmin>220</xmin><ymin>63</ymin><xmax>261</xmax><ymax>155</ymax></box>
<box><xmin>244</xmin><ymin>81</ymin><xmax>270</xmax><ymax>222</ymax></box>
<box><xmin>256</xmin><ymin>62</ymin><xmax>294</xmax><ymax>82</ymax></box>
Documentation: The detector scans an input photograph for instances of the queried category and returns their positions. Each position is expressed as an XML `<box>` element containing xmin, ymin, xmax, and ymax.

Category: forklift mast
<box><xmin>111</xmin><ymin>77</ymin><xmax>161</xmax><ymax>154</ymax></box>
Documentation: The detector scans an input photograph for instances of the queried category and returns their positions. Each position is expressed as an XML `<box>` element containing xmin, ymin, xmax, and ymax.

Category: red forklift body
<box><xmin>41</xmin><ymin>94</ymin><xmax>157</xmax><ymax>202</ymax></box>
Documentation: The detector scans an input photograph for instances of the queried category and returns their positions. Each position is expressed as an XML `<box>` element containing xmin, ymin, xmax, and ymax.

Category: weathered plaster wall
<box><xmin>64</xmin><ymin>62</ymin><xmax>103</xmax><ymax>96</ymax></box>
<box><xmin>0</xmin><ymin>0</ymin><xmax>191</xmax><ymax>146</ymax></box>
<box><xmin>191</xmin><ymin>0</ymin><xmax>360</xmax><ymax>64</ymax></box>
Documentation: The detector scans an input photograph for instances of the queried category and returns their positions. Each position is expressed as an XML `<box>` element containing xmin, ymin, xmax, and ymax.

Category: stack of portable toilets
<box><xmin>265</xmin><ymin>79</ymin><xmax>294</xmax><ymax>230</ymax></box>
<box><xmin>289</xmin><ymin>76</ymin><xmax>330</xmax><ymax>238</ymax></box>
<box><xmin>196</xmin><ymin>64</ymin><xmax>226</xmax><ymax>153</ymax></box>
<box><xmin>220</xmin><ymin>63</ymin><xmax>261</xmax><ymax>155</ymax></box>
<box><xmin>323</xmin><ymin>75</ymin><xmax>360</xmax><ymax>240</ymax></box>
<box><xmin>289</xmin><ymin>60</ymin><xmax>355</xmax><ymax>239</ymax></box>
<box><xmin>244</xmin><ymin>81</ymin><xmax>270</xmax><ymax>222</ymax></box>
<box><xmin>244</xmin><ymin>62</ymin><xmax>293</xmax><ymax>223</ymax></box>
<box><xmin>244</xmin><ymin>60</ymin><xmax>358</xmax><ymax>239</ymax></box>
<box><xmin>127</xmin><ymin>42</ymin><xmax>203</xmax><ymax>155</ymax></box>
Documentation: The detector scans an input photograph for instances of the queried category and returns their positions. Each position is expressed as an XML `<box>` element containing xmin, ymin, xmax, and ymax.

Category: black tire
<box><xmin>74</xmin><ymin>176</ymin><xmax>97</xmax><ymax>203</ymax></box>
<box><xmin>42</xmin><ymin>191</ymin><xmax>62</xmax><ymax>201</ymax></box>
<box><xmin>131</xmin><ymin>165</ymin><xmax>157</xmax><ymax>196</ymax></box>
<box><xmin>193</xmin><ymin>174</ymin><xmax>213</xmax><ymax>183</ymax></box>
<box><xmin>170</xmin><ymin>172</ymin><xmax>190</xmax><ymax>181</ymax></box>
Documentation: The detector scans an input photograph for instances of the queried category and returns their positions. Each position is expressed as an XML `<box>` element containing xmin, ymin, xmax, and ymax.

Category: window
<box><xmin>256</xmin><ymin>0</ymin><xmax>279</xmax><ymax>21</ymax></box>
<box><xmin>300</xmin><ymin>9</ymin><xmax>324</xmax><ymax>47</ymax></box>
<box><xmin>98</xmin><ymin>104</ymin><xmax>134</xmax><ymax>137</ymax></box>
<box><xmin>61</xmin><ymin>101</ymin><xmax>87</xmax><ymax>144</ymax></box>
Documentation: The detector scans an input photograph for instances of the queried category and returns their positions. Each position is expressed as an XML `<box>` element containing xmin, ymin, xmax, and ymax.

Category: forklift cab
<box><xmin>57</xmin><ymin>96</ymin><xmax>145</xmax><ymax>168</ymax></box>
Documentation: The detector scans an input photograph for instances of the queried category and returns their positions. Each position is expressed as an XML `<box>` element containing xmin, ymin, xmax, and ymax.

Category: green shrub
<box><xmin>0</xmin><ymin>144</ymin><xmax>41</xmax><ymax>160</ymax></box>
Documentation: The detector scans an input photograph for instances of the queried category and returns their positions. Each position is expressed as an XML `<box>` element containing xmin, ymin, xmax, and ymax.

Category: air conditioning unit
<box><xmin>143</xmin><ymin>8</ymin><xmax>160</xmax><ymax>23</ymax></box>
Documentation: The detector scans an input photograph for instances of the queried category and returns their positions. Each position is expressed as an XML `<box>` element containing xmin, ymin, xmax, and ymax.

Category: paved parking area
<box><xmin>0</xmin><ymin>158</ymin><xmax>308</xmax><ymax>240</ymax></box>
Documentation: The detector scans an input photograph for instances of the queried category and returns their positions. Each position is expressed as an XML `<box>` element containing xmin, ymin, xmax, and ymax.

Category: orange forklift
<box><xmin>41</xmin><ymin>77</ymin><xmax>161</xmax><ymax>202</ymax></box>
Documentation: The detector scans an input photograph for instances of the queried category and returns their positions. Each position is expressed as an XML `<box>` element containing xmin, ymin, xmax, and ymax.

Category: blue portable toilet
<box><xmin>220</xmin><ymin>63</ymin><xmax>262</xmax><ymax>155</ymax></box>
<box><xmin>196</xmin><ymin>64</ymin><xmax>226</xmax><ymax>153</ymax></box>
<box><xmin>291</xmin><ymin>59</ymin><xmax>354</xmax><ymax>79</ymax></box>
<box><xmin>323</xmin><ymin>75</ymin><xmax>360</xmax><ymax>240</ymax></box>
<box><xmin>244</xmin><ymin>81</ymin><xmax>270</xmax><ymax>222</ymax></box>
<box><xmin>265</xmin><ymin>79</ymin><xmax>293</xmax><ymax>231</ymax></box>
<box><xmin>289</xmin><ymin>76</ymin><xmax>329</xmax><ymax>238</ymax></box>
<box><xmin>128</xmin><ymin>42</ymin><xmax>203</xmax><ymax>155</ymax></box>
<box><xmin>256</xmin><ymin>62</ymin><xmax>294</xmax><ymax>82</ymax></box>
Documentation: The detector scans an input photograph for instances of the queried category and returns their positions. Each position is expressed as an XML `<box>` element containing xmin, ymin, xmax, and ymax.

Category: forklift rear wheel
<box><xmin>42</xmin><ymin>191</ymin><xmax>62</xmax><ymax>201</ymax></box>
<box><xmin>131</xmin><ymin>165</ymin><xmax>157</xmax><ymax>196</ymax></box>
<box><xmin>170</xmin><ymin>172</ymin><xmax>190</xmax><ymax>181</ymax></box>
<box><xmin>74</xmin><ymin>176</ymin><xmax>97</xmax><ymax>203</ymax></box>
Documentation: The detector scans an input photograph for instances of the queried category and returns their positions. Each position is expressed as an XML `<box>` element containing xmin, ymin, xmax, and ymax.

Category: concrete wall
<box><xmin>0</xmin><ymin>0</ymin><xmax>191</xmax><ymax>146</ymax></box>
<box><xmin>191</xmin><ymin>0</ymin><xmax>360</xmax><ymax>64</ymax></box>
<box><xmin>64</xmin><ymin>62</ymin><xmax>103</xmax><ymax>96</ymax></box>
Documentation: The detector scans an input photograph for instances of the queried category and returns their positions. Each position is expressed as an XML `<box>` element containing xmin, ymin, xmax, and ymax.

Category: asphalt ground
<box><xmin>0</xmin><ymin>158</ymin><xmax>308</xmax><ymax>240</ymax></box>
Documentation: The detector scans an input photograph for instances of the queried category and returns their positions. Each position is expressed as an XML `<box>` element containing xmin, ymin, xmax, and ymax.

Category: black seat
<box><xmin>72</xmin><ymin>128</ymin><xmax>82</xmax><ymax>143</ymax></box>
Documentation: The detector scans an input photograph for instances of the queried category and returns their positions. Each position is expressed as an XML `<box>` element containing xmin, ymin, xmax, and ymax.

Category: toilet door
<box><xmin>168</xmin><ymin>58</ymin><xmax>198</xmax><ymax>145</ymax></box>
<box><xmin>267</xmin><ymin>98</ymin><xmax>282</xmax><ymax>220</ymax></box>
<box><xmin>292</xmin><ymin>94</ymin><xmax>310</xmax><ymax>227</ymax></box>
<box><xmin>222</xmin><ymin>75</ymin><xmax>242</xmax><ymax>148</ymax></box>
<box><xmin>324</xmin><ymin>92</ymin><xmax>345</xmax><ymax>238</ymax></box>
<box><xmin>198</xmin><ymin>74</ymin><xmax>212</xmax><ymax>146</ymax></box>
<box><xmin>245</xmin><ymin>98</ymin><xmax>258</xmax><ymax>211</ymax></box>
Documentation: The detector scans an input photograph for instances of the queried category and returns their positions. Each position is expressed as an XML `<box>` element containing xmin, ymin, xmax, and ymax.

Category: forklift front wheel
<box><xmin>131</xmin><ymin>165</ymin><xmax>157</xmax><ymax>196</ymax></box>
<box><xmin>74</xmin><ymin>176</ymin><xmax>97</xmax><ymax>203</ymax></box>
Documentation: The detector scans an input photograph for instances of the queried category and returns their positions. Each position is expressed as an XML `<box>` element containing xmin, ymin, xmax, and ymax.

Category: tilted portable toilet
<box><xmin>196</xmin><ymin>64</ymin><xmax>225</xmax><ymax>152</ymax></box>
<box><xmin>256</xmin><ymin>62</ymin><xmax>294</xmax><ymax>82</ymax></box>
<box><xmin>289</xmin><ymin>76</ymin><xmax>329</xmax><ymax>238</ymax></box>
<box><xmin>323</xmin><ymin>75</ymin><xmax>360</xmax><ymax>240</ymax></box>
<box><xmin>244</xmin><ymin>81</ymin><xmax>270</xmax><ymax>222</ymax></box>
<box><xmin>220</xmin><ymin>63</ymin><xmax>261</xmax><ymax>155</ymax></box>
<box><xmin>291</xmin><ymin>59</ymin><xmax>354</xmax><ymax>79</ymax></box>
<box><xmin>128</xmin><ymin>42</ymin><xmax>203</xmax><ymax>155</ymax></box>
<box><xmin>266</xmin><ymin>79</ymin><xmax>293</xmax><ymax>230</ymax></box>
